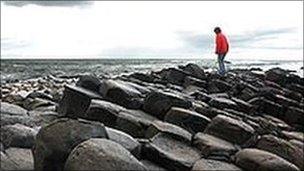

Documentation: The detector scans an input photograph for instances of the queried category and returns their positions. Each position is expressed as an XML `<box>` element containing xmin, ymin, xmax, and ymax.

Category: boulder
<box><xmin>231</xmin><ymin>97</ymin><xmax>254</xmax><ymax>113</ymax></box>
<box><xmin>208</xmin><ymin>97</ymin><xmax>238</xmax><ymax>111</ymax></box>
<box><xmin>115</xmin><ymin>109</ymin><xmax>158</xmax><ymax>138</ymax></box>
<box><xmin>193</xmin><ymin>133</ymin><xmax>238</xmax><ymax>160</ymax></box>
<box><xmin>179</xmin><ymin>63</ymin><xmax>206</xmax><ymax>80</ymax></box>
<box><xmin>64</xmin><ymin>138</ymin><xmax>146</xmax><ymax>170</ymax></box>
<box><xmin>76</xmin><ymin>75</ymin><xmax>102</xmax><ymax>93</ymax></box>
<box><xmin>192</xmin><ymin>159</ymin><xmax>242</xmax><ymax>171</ymax></box>
<box><xmin>145</xmin><ymin>120</ymin><xmax>191</xmax><ymax>142</ymax></box>
<box><xmin>33</xmin><ymin>118</ymin><xmax>108</xmax><ymax>171</ymax></box>
<box><xmin>84</xmin><ymin>99</ymin><xmax>126</xmax><ymax>126</ymax></box>
<box><xmin>164</xmin><ymin>107</ymin><xmax>211</xmax><ymax>134</ymax></box>
<box><xmin>99</xmin><ymin>79</ymin><xmax>148</xmax><ymax>109</ymax></box>
<box><xmin>57</xmin><ymin>85</ymin><xmax>102</xmax><ymax>117</ymax></box>
<box><xmin>161</xmin><ymin>68</ymin><xmax>189</xmax><ymax>85</ymax></box>
<box><xmin>1</xmin><ymin>124</ymin><xmax>37</xmax><ymax>148</ymax></box>
<box><xmin>204</xmin><ymin>115</ymin><xmax>255</xmax><ymax>145</ymax></box>
<box><xmin>106</xmin><ymin>127</ymin><xmax>141</xmax><ymax>159</ymax></box>
<box><xmin>235</xmin><ymin>148</ymin><xmax>300</xmax><ymax>171</ymax></box>
<box><xmin>255</xmin><ymin>134</ymin><xmax>304</xmax><ymax>170</ymax></box>
<box><xmin>27</xmin><ymin>91</ymin><xmax>54</xmax><ymax>101</ymax></box>
<box><xmin>249</xmin><ymin>97</ymin><xmax>284</xmax><ymax>118</ymax></box>
<box><xmin>143</xmin><ymin>133</ymin><xmax>202</xmax><ymax>170</ymax></box>
<box><xmin>143</xmin><ymin>91</ymin><xmax>192</xmax><ymax>119</ymax></box>
<box><xmin>0</xmin><ymin>114</ymin><xmax>34</xmax><ymax>127</ymax></box>
<box><xmin>1</xmin><ymin>102</ymin><xmax>28</xmax><ymax>116</ymax></box>
<box><xmin>0</xmin><ymin>148</ymin><xmax>34</xmax><ymax>170</ymax></box>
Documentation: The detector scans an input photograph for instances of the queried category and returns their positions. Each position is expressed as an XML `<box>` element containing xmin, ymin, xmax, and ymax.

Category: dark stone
<box><xmin>193</xmin><ymin>133</ymin><xmax>238</xmax><ymax>159</ymax></box>
<box><xmin>106</xmin><ymin>127</ymin><xmax>141</xmax><ymax>159</ymax></box>
<box><xmin>249</xmin><ymin>97</ymin><xmax>285</xmax><ymax>118</ymax></box>
<box><xmin>204</xmin><ymin>115</ymin><xmax>255</xmax><ymax>145</ymax></box>
<box><xmin>208</xmin><ymin>97</ymin><xmax>238</xmax><ymax>110</ymax></box>
<box><xmin>115</xmin><ymin>109</ymin><xmax>158</xmax><ymax>138</ymax></box>
<box><xmin>84</xmin><ymin>99</ymin><xmax>126</xmax><ymax>126</ymax></box>
<box><xmin>143</xmin><ymin>133</ymin><xmax>202</xmax><ymax>171</ymax></box>
<box><xmin>179</xmin><ymin>63</ymin><xmax>206</xmax><ymax>80</ymax></box>
<box><xmin>235</xmin><ymin>148</ymin><xmax>300</xmax><ymax>171</ymax></box>
<box><xmin>64</xmin><ymin>138</ymin><xmax>146</xmax><ymax>170</ymax></box>
<box><xmin>57</xmin><ymin>85</ymin><xmax>102</xmax><ymax>117</ymax></box>
<box><xmin>129</xmin><ymin>72</ymin><xmax>160</xmax><ymax>83</ymax></box>
<box><xmin>231</xmin><ymin>97</ymin><xmax>254</xmax><ymax>113</ymax></box>
<box><xmin>192</xmin><ymin>159</ymin><xmax>242</xmax><ymax>171</ymax></box>
<box><xmin>76</xmin><ymin>75</ymin><xmax>102</xmax><ymax>93</ymax></box>
<box><xmin>255</xmin><ymin>134</ymin><xmax>304</xmax><ymax>170</ymax></box>
<box><xmin>145</xmin><ymin>120</ymin><xmax>192</xmax><ymax>142</ymax></box>
<box><xmin>1</xmin><ymin>124</ymin><xmax>37</xmax><ymax>148</ymax></box>
<box><xmin>162</xmin><ymin>68</ymin><xmax>189</xmax><ymax>85</ymax></box>
<box><xmin>164</xmin><ymin>107</ymin><xmax>211</xmax><ymax>134</ymax></box>
<box><xmin>99</xmin><ymin>79</ymin><xmax>148</xmax><ymax>109</ymax></box>
<box><xmin>33</xmin><ymin>118</ymin><xmax>108</xmax><ymax>171</ymax></box>
<box><xmin>27</xmin><ymin>91</ymin><xmax>54</xmax><ymax>101</ymax></box>
<box><xmin>143</xmin><ymin>91</ymin><xmax>192</xmax><ymax>119</ymax></box>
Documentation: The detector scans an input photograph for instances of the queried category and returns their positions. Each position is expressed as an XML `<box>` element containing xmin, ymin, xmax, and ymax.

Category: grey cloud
<box><xmin>1</xmin><ymin>38</ymin><xmax>31</xmax><ymax>50</ymax></box>
<box><xmin>177</xmin><ymin>27</ymin><xmax>298</xmax><ymax>50</ymax></box>
<box><xmin>3</xmin><ymin>1</ymin><xmax>93</xmax><ymax>7</ymax></box>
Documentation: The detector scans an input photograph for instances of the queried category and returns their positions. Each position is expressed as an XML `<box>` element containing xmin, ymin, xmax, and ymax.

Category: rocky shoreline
<box><xmin>1</xmin><ymin>63</ymin><xmax>303</xmax><ymax>171</ymax></box>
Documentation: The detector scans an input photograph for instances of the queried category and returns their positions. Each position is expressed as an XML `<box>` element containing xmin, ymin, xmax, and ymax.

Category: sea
<box><xmin>1</xmin><ymin>58</ymin><xmax>303</xmax><ymax>84</ymax></box>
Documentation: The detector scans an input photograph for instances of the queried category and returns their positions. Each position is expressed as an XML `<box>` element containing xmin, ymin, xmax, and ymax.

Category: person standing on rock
<box><xmin>214</xmin><ymin>27</ymin><xmax>229</xmax><ymax>75</ymax></box>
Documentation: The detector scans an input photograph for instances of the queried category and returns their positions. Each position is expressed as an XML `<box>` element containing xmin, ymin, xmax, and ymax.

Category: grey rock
<box><xmin>235</xmin><ymin>148</ymin><xmax>300</xmax><ymax>171</ymax></box>
<box><xmin>145</xmin><ymin>120</ymin><xmax>192</xmax><ymax>142</ymax></box>
<box><xmin>1</xmin><ymin>124</ymin><xmax>37</xmax><ymax>148</ymax></box>
<box><xmin>143</xmin><ymin>133</ymin><xmax>202</xmax><ymax>170</ymax></box>
<box><xmin>1</xmin><ymin>102</ymin><xmax>27</xmax><ymax>116</ymax></box>
<box><xmin>57</xmin><ymin>85</ymin><xmax>102</xmax><ymax>117</ymax></box>
<box><xmin>204</xmin><ymin>115</ymin><xmax>255</xmax><ymax>145</ymax></box>
<box><xmin>33</xmin><ymin>118</ymin><xmax>108</xmax><ymax>171</ymax></box>
<box><xmin>192</xmin><ymin>159</ymin><xmax>242</xmax><ymax>171</ymax></box>
<box><xmin>255</xmin><ymin>134</ymin><xmax>304</xmax><ymax>170</ymax></box>
<box><xmin>106</xmin><ymin>127</ymin><xmax>141</xmax><ymax>159</ymax></box>
<box><xmin>140</xmin><ymin>160</ymin><xmax>167</xmax><ymax>171</ymax></box>
<box><xmin>164</xmin><ymin>107</ymin><xmax>211</xmax><ymax>134</ymax></box>
<box><xmin>143</xmin><ymin>91</ymin><xmax>192</xmax><ymax>119</ymax></box>
<box><xmin>76</xmin><ymin>75</ymin><xmax>102</xmax><ymax>93</ymax></box>
<box><xmin>1</xmin><ymin>148</ymin><xmax>34</xmax><ymax>170</ymax></box>
<box><xmin>193</xmin><ymin>133</ymin><xmax>238</xmax><ymax>159</ymax></box>
<box><xmin>64</xmin><ymin>138</ymin><xmax>146</xmax><ymax>170</ymax></box>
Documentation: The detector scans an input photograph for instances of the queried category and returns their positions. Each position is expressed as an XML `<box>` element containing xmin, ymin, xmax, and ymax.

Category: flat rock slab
<box><xmin>58</xmin><ymin>85</ymin><xmax>103</xmax><ymax>117</ymax></box>
<box><xmin>115</xmin><ymin>109</ymin><xmax>158</xmax><ymax>138</ymax></box>
<box><xmin>106</xmin><ymin>126</ymin><xmax>141</xmax><ymax>159</ymax></box>
<box><xmin>143</xmin><ymin>133</ymin><xmax>202</xmax><ymax>171</ymax></box>
<box><xmin>33</xmin><ymin>118</ymin><xmax>108</xmax><ymax>171</ymax></box>
<box><xmin>140</xmin><ymin>160</ymin><xmax>168</xmax><ymax>171</ymax></box>
<box><xmin>193</xmin><ymin>133</ymin><xmax>238</xmax><ymax>159</ymax></box>
<box><xmin>255</xmin><ymin>134</ymin><xmax>304</xmax><ymax>170</ymax></box>
<box><xmin>204</xmin><ymin>115</ymin><xmax>255</xmax><ymax>145</ymax></box>
<box><xmin>76</xmin><ymin>75</ymin><xmax>102</xmax><ymax>93</ymax></box>
<box><xmin>235</xmin><ymin>148</ymin><xmax>300</xmax><ymax>171</ymax></box>
<box><xmin>208</xmin><ymin>97</ymin><xmax>238</xmax><ymax>110</ymax></box>
<box><xmin>192</xmin><ymin>159</ymin><xmax>242</xmax><ymax>171</ymax></box>
<box><xmin>143</xmin><ymin>91</ymin><xmax>192</xmax><ymax>119</ymax></box>
<box><xmin>164</xmin><ymin>107</ymin><xmax>211</xmax><ymax>134</ymax></box>
<box><xmin>64</xmin><ymin>138</ymin><xmax>146</xmax><ymax>170</ymax></box>
<box><xmin>1</xmin><ymin>148</ymin><xmax>34</xmax><ymax>170</ymax></box>
<box><xmin>145</xmin><ymin>120</ymin><xmax>192</xmax><ymax>142</ymax></box>
<box><xmin>99</xmin><ymin>79</ymin><xmax>148</xmax><ymax>109</ymax></box>
<box><xmin>85</xmin><ymin>99</ymin><xmax>126</xmax><ymax>126</ymax></box>
<box><xmin>1</xmin><ymin>124</ymin><xmax>38</xmax><ymax>149</ymax></box>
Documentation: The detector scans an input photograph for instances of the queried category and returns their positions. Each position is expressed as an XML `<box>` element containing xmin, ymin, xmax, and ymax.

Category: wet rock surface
<box><xmin>1</xmin><ymin>64</ymin><xmax>303</xmax><ymax>170</ymax></box>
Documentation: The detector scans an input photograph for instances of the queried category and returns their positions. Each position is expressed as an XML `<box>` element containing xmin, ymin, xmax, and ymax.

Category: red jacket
<box><xmin>215</xmin><ymin>33</ymin><xmax>229</xmax><ymax>54</ymax></box>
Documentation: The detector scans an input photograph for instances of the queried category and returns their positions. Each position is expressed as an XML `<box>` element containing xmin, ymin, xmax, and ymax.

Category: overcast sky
<box><xmin>1</xmin><ymin>1</ymin><xmax>303</xmax><ymax>60</ymax></box>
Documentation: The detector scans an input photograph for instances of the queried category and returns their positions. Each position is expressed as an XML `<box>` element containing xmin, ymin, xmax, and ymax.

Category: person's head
<box><xmin>214</xmin><ymin>27</ymin><xmax>221</xmax><ymax>34</ymax></box>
